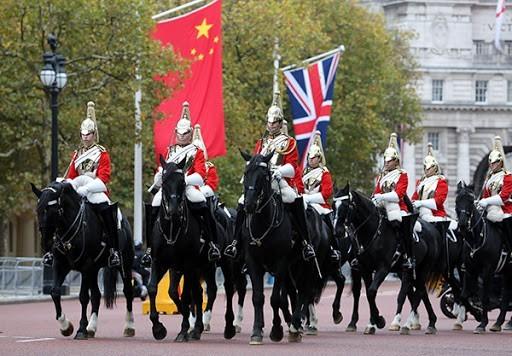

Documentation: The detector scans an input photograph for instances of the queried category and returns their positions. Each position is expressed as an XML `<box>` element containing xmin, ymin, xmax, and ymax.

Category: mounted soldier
<box><xmin>372</xmin><ymin>132</ymin><xmax>414</xmax><ymax>269</ymax></box>
<box><xmin>477</xmin><ymin>136</ymin><xmax>512</xmax><ymax>255</ymax></box>
<box><xmin>302</xmin><ymin>131</ymin><xmax>340</xmax><ymax>262</ymax></box>
<box><xmin>141</xmin><ymin>102</ymin><xmax>221</xmax><ymax>267</ymax></box>
<box><xmin>42</xmin><ymin>101</ymin><xmax>121</xmax><ymax>268</ymax></box>
<box><xmin>224</xmin><ymin>90</ymin><xmax>315</xmax><ymax>261</ymax></box>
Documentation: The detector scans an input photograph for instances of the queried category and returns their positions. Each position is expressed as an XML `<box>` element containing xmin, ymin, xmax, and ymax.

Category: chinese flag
<box><xmin>153</xmin><ymin>0</ymin><xmax>225</xmax><ymax>160</ymax></box>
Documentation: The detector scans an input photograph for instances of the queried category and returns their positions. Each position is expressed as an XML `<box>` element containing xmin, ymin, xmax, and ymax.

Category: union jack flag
<box><xmin>283</xmin><ymin>52</ymin><xmax>341</xmax><ymax>165</ymax></box>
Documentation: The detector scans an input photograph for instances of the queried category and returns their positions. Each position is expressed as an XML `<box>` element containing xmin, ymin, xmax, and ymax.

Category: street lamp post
<box><xmin>40</xmin><ymin>34</ymin><xmax>67</xmax><ymax>181</ymax></box>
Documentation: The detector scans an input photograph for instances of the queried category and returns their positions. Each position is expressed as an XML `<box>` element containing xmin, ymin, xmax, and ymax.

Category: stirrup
<box><xmin>140</xmin><ymin>249</ymin><xmax>152</xmax><ymax>268</ymax></box>
<box><xmin>302</xmin><ymin>244</ymin><xmax>316</xmax><ymax>261</ymax></box>
<box><xmin>402</xmin><ymin>257</ymin><xmax>414</xmax><ymax>270</ymax></box>
<box><xmin>224</xmin><ymin>242</ymin><xmax>238</xmax><ymax>259</ymax></box>
<box><xmin>42</xmin><ymin>252</ymin><xmax>54</xmax><ymax>267</ymax></box>
<box><xmin>208</xmin><ymin>242</ymin><xmax>221</xmax><ymax>262</ymax></box>
<box><xmin>330</xmin><ymin>248</ymin><xmax>341</xmax><ymax>262</ymax></box>
<box><xmin>108</xmin><ymin>250</ymin><xmax>121</xmax><ymax>268</ymax></box>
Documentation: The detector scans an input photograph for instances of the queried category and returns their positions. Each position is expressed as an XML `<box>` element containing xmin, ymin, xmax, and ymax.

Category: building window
<box><xmin>474</xmin><ymin>40</ymin><xmax>488</xmax><ymax>56</ymax></box>
<box><xmin>508</xmin><ymin>80</ymin><xmax>512</xmax><ymax>102</ymax></box>
<box><xmin>506</xmin><ymin>41</ymin><xmax>512</xmax><ymax>56</ymax></box>
<box><xmin>427</xmin><ymin>132</ymin><xmax>440</xmax><ymax>151</ymax></box>
<box><xmin>475</xmin><ymin>80</ymin><xmax>488</xmax><ymax>103</ymax></box>
<box><xmin>432</xmin><ymin>79</ymin><xmax>443</xmax><ymax>102</ymax></box>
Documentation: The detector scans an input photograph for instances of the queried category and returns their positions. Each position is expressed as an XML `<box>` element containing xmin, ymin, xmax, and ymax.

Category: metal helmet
<box><xmin>175</xmin><ymin>101</ymin><xmax>192</xmax><ymax>135</ymax></box>
<box><xmin>423</xmin><ymin>142</ymin><xmax>439</xmax><ymax>172</ymax></box>
<box><xmin>266</xmin><ymin>90</ymin><xmax>284</xmax><ymax>124</ymax></box>
<box><xmin>80</xmin><ymin>101</ymin><xmax>99</xmax><ymax>142</ymax></box>
<box><xmin>192</xmin><ymin>124</ymin><xmax>208</xmax><ymax>160</ymax></box>
<box><xmin>488</xmin><ymin>136</ymin><xmax>506</xmax><ymax>168</ymax></box>
<box><xmin>383</xmin><ymin>132</ymin><xmax>400</xmax><ymax>162</ymax></box>
<box><xmin>306</xmin><ymin>131</ymin><xmax>326</xmax><ymax>166</ymax></box>
<box><xmin>281</xmin><ymin>119</ymin><xmax>289</xmax><ymax>135</ymax></box>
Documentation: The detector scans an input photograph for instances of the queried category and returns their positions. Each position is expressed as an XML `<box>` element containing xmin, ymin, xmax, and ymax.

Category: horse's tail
<box><xmin>103</xmin><ymin>266</ymin><xmax>118</xmax><ymax>309</ymax></box>
<box><xmin>426</xmin><ymin>270</ymin><xmax>444</xmax><ymax>294</ymax></box>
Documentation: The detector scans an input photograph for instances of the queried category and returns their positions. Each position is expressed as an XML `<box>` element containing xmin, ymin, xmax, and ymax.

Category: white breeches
<box><xmin>70</xmin><ymin>175</ymin><xmax>109</xmax><ymax>204</ymax></box>
<box><xmin>151</xmin><ymin>185</ymin><xmax>206</xmax><ymax>207</ymax></box>
<box><xmin>309</xmin><ymin>203</ymin><xmax>332</xmax><ymax>215</ymax></box>
<box><xmin>381</xmin><ymin>201</ymin><xmax>405</xmax><ymax>222</ymax></box>
<box><xmin>486</xmin><ymin>206</ymin><xmax>511</xmax><ymax>222</ymax></box>
<box><xmin>272</xmin><ymin>179</ymin><xmax>297</xmax><ymax>203</ymax></box>
<box><xmin>200</xmin><ymin>185</ymin><xmax>215</xmax><ymax>198</ymax></box>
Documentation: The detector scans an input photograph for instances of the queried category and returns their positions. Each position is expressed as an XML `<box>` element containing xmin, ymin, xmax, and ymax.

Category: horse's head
<box><xmin>333</xmin><ymin>182</ymin><xmax>353</xmax><ymax>238</ymax></box>
<box><xmin>160</xmin><ymin>155</ymin><xmax>187</xmax><ymax>217</ymax></box>
<box><xmin>455</xmin><ymin>180</ymin><xmax>477</xmax><ymax>232</ymax></box>
<box><xmin>240</xmin><ymin>150</ymin><xmax>273</xmax><ymax>214</ymax></box>
<box><xmin>31</xmin><ymin>181</ymin><xmax>77</xmax><ymax>249</ymax></box>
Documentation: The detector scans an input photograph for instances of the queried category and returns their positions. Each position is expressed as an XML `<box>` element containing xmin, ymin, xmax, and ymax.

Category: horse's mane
<box><xmin>351</xmin><ymin>190</ymin><xmax>375</xmax><ymax>215</ymax></box>
<box><xmin>245</xmin><ymin>154</ymin><xmax>269</xmax><ymax>174</ymax></box>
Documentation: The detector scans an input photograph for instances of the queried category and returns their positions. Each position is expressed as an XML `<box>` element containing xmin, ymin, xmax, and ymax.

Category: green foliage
<box><xmin>0</xmin><ymin>0</ymin><xmax>179</xmax><ymax>217</ymax></box>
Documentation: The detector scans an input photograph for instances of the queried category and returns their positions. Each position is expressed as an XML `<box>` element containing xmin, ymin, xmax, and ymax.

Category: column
<box><xmin>402</xmin><ymin>141</ymin><xmax>416</xmax><ymax>196</ymax></box>
<box><xmin>456</xmin><ymin>127</ymin><xmax>472</xmax><ymax>184</ymax></box>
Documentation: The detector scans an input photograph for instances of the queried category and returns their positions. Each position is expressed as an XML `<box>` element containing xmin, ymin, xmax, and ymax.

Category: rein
<box><xmin>247</xmin><ymin>192</ymin><xmax>282</xmax><ymax>246</ymax></box>
<box><xmin>54</xmin><ymin>198</ymin><xmax>88</xmax><ymax>264</ymax></box>
<box><xmin>159</xmin><ymin>188</ymin><xmax>189</xmax><ymax>245</ymax></box>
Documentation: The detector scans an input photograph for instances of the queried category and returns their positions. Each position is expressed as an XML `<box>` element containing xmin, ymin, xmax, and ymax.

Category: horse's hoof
<box><xmin>86</xmin><ymin>330</ymin><xmax>95</xmax><ymax>338</ymax></box>
<box><xmin>224</xmin><ymin>324</ymin><xmax>236</xmax><ymax>340</ymax></box>
<box><xmin>249</xmin><ymin>335</ymin><xmax>263</xmax><ymax>345</ymax></box>
<box><xmin>60</xmin><ymin>322</ymin><xmax>74</xmax><ymax>337</ymax></box>
<box><xmin>288</xmin><ymin>331</ymin><xmax>302</xmax><ymax>343</ymax></box>
<box><xmin>235</xmin><ymin>325</ymin><xmax>242</xmax><ymax>333</ymax></box>
<box><xmin>425</xmin><ymin>326</ymin><xmax>437</xmax><ymax>335</ymax></box>
<box><xmin>74</xmin><ymin>331</ymin><xmax>88</xmax><ymax>340</ymax></box>
<box><xmin>204</xmin><ymin>324</ymin><xmax>210</xmax><ymax>332</ymax></box>
<box><xmin>152</xmin><ymin>323</ymin><xmax>167</xmax><ymax>340</ymax></box>
<box><xmin>388</xmin><ymin>324</ymin><xmax>400</xmax><ymax>331</ymax></box>
<box><xmin>411</xmin><ymin>323</ymin><xmax>421</xmax><ymax>331</ymax></box>
<box><xmin>490</xmin><ymin>324</ymin><xmax>501</xmax><ymax>332</ymax></box>
<box><xmin>189</xmin><ymin>328</ymin><xmax>202</xmax><ymax>341</ymax></box>
<box><xmin>270</xmin><ymin>325</ymin><xmax>284</xmax><ymax>342</ymax></box>
<box><xmin>473</xmin><ymin>326</ymin><xmax>485</xmax><ymax>334</ymax></box>
<box><xmin>504</xmin><ymin>321</ymin><xmax>512</xmax><ymax>331</ymax></box>
<box><xmin>376</xmin><ymin>316</ymin><xmax>386</xmax><ymax>329</ymax></box>
<box><xmin>333</xmin><ymin>311</ymin><xmax>343</xmax><ymax>325</ymax></box>
<box><xmin>399</xmin><ymin>326</ymin><xmax>410</xmax><ymax>335</ymax></box>
<box><xmin>452</xmin><ymin>323</ymin><xmax>463</xmax><ymax>331</ymax></box>
<box><xmin>364</xmin><ymin>326</ymin><xmax>376</xmax><ymax>335</ymax></box>
<box><xmin>345</xmin><ymin>324</ymin><xmax>357</xmax><ymax>332</ymax></box>
<box><xmin>123</xmin><ymin>327</ymin><xmax>135</xmax><ymax>337</ymax></box>
<box><xmin>305</xmin><ymin>326</ymin><xmax>318</xmax><ymax>336</ymax></box>
<box><xmin>175</xmin><ymin>331</ymin><xmax>188</xmax><ymax>343</ymax></box>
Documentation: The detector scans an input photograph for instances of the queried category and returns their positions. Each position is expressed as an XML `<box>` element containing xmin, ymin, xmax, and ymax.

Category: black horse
<box><xmin>333</xmin><ymin>183</ymin><xmax>400</xmax><ymax>334</ymax></box>
<box><xmin>240</xmin><ymin>151</ymin><xmax>313</xmax><ymax>344</ymax></box>
<box><xmin>147</xmin><ymin>156</ymin><xmax>236</xmax><ymax>342</ymax></box>
<box><xmin>456</xmin><ymin>181</ymin><xmax>512</xmax><ymax>333</ymax></box>
<box><xmin>31</xmin><ymin>181</ymin><xmax>135</xmax><ymax>339</ymax></box>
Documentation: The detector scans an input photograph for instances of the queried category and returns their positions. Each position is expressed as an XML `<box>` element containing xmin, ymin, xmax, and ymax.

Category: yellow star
<box><xmin>195</xmin><ymin>18</ymin><xmax>213</xmax><ymax>39</ymax></box>
<box><xmin>209</xmin><ymin>48</ymin><xmax>214</xmax><ymax>55</ymax></box>
<box><xmin>213</xmin><ymin>36</ymin><xmax>219</xmax><ymax>43</ymax></box>
<box><xmin>190</xmin><ymin>48</ymin><xmax>197</xmax><ymax>55</ymax></box>
<box><xmin>198</xmin><ymin>53</ymin><xmax>205</xmax><ymax>61</ymax></box>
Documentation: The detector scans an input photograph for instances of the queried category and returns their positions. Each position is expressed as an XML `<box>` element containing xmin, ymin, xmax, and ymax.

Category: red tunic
<box><xmin>374</xmin><ymin>170</ymin><xmax>409</xmax><ymax>212</ymax></box>
<box><xmin>254</xmin><ymin>136</ymin><xmax>299</xmax><ymax>189</ymax></box>
<box><xmin>411</xmin><ymin>177</ymin><xmax>448</xmax><ymax>217</ymax></box>
<box><xmin>66</xmin><ymin>149</ymin><xmax>111</xmax><ymax>185</ymax></box>
<box><xmin>481</xmin><ymin>172</ymin><xmax>512</xmax><ymax>214</ymax></box>
<box><xmin>205</xmin><ymin>161</ymin><xmax>219</xmax><ymax>192</ymax></box>
<box><xmin>318</xmin><ymin>170</ymin><xmax>334</xmax><ymax>209</ymax></box>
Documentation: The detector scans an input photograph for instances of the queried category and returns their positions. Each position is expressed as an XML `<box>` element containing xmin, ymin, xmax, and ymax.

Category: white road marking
<box><xmin>17</xmin><ymin>338</ymin><xmax>55</xmax><ymax>343</ymax></box>
<box><xmin>324</xmin><ymin>290</ymin><xmax>398</xmax><ymax>299</ymax></box>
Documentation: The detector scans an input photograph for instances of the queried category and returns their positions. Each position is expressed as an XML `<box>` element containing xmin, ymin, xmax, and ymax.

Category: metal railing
<box><xmin>0</xmin><ymin>257</ymin><xmax>81</xmax><ymax>297</ymax></box>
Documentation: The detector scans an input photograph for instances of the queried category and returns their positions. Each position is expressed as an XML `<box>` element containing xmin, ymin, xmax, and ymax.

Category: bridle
<box><xmin>457</xmin><ymin>192</ymin><xmax>487</xmax><ymax>258</ymax></box>
<box><xmin>159</xmin><ymin>169</ymin><xmax>188</xmax><ymax>245</ymax></box>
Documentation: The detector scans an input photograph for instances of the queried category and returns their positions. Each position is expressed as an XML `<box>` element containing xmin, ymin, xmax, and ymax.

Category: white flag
<box><xmin>495</xmin><ymin>0</ymin><xmax>507</xmax><ymax>51</ymax></box>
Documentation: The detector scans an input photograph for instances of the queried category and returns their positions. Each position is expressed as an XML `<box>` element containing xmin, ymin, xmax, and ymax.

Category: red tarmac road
<box><xmin>0</xmin><ymin>281</ymin><xmax>511</xmax><ymax>356</ymax></box>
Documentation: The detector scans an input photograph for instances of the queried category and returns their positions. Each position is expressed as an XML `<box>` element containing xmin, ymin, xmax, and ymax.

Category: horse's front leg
<box><xmin>175</xmin><ymin>273</ymin><xmax>193</xmax><ymax>342</ymax></box>
<box><xmin>234</xmin><ymin>263</ymin><xmax>248</xmax><ymax>333</ymax></box>
<box><xmin>86</xmin><ymin>269</ymin><xmax>102</xmax><ymax>338</ymax></box>
<box><xmin>346</xmin><ymin>265</ymin><xmax>361</xmax><ymax>332</ymax></box>
<box><xmin>74</xmin><ymin>271</ymin><xmax>92</xmax><ymax>340</ymax></box>
<box><xmin>203</xmin><ymin>265</ymin><xmax>217</xmax><ymax>332</ymax></box>
<box><xmin>148</xmin><ymin>263</ymin><xmax>168</xmax><ymax>340</ymax></box>
<box><xmin>121</xmin><ymin>267</ymin><xmax>135</xmax><ymax>337</ymax></box>
<box><xmin>188</xmin><ymin>271</ymin><xmax>204</xmax><ymax>341</ymax></box>
<box><xmin>268</xmin><ymin>273</ymin><xmax>284</xmax><ymax>343</ymax></box>
<box><xmin>491</xmin><ymin>274</ymin><xmax>511</xmax><ymax>332</ymax></box>
<box><xmin>363</xmin><ymin>265</ymin><xmax>388</xmax><ymax>334</ymax></box>
<box><xmin>220</xmin><ymin>260</ymin><xmax>236</xmax><ymax>339</ymax></box>
<box><xmin>51</xmin><ymin>261</ymin><xmax>74</xmax><ymax>337</ymax></box>
<box><xmin>247</xmin><ymin>258</ymin><xmax>265</xmax><ymax>345</ymax></box>
<box><xmin>169</xmin><ymin>270</ymin><xmax>184</xmax><ymax>315</ymax></box>
<box><xmin>330</xmin><ymin>266</ymin><xmax>346</xmax><ymax>325</ymax></box>
<box><xmin>474</xmin><ymin>268</ymin><xmax>493</xmax><ymax>334</ymax></box>
<box><xmin>390</xmin><ymin>270</ymin><xmax>411</xmax><ymax>332</ymax></box>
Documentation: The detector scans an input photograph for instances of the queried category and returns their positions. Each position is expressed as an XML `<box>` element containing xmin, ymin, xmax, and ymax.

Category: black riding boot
<box><xmin>141</xmin><ymin>204</ymin><xmax>159</xmax><ymax>268</ymax></box>
<box><xmin>193</xmin><ymin>202</ymin><xmax>221</xmax><ymax>262</ymax></box>
<box><xmin>323</xmin><ymin>213</ymin><xmax>341</xmax><ymax>262</ymax></box>
<box><xmin>400</xmin><ymin>214</ymin><xmax>418</xmax><ymax>270</ymax></box>
<box><xmin>98</xmin><ymin>203</ymin><xmax>121</xmax><ymax>268</ymax></box>
<box><xmin>224</xmin><ymin>203</ymin><xmax>244</xmax><ymax>259</ymax></box>
<box><xmin>500</xmin><ymin>217</ymin><xmax>512</xmax><ymax>255</ymax></box>
<box><xmin>286</xmin><ymin>197</ymin><xmax>316</xmax><ymax>261</ymax></box>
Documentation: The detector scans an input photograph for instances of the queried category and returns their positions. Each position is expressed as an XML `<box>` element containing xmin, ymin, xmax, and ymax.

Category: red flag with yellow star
<box><xmin>153</xmin><ymin>0</ymin><xmax>225</xmax><ymax>160</ymax></box>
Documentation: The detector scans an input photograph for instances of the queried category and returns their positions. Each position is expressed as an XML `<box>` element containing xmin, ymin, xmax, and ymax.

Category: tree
<box><xmin>0</xmin><ymin>0</ymin><xmax>180</xmax><ymax>221</ymax></box>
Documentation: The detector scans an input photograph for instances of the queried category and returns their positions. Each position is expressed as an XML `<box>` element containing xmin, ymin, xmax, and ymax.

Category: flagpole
<box><xmin>152</xmin><ymin>0</ymin><xmax>209</xmax><ymax>20</ymax></box>
<box><xmin>281</xmin><ymin>45</ymin><xmax>345</xmax><ymax>71</ymax></box>
<box><xmin>273</xmin><ymin>37</ymin><xmax>281</xmax><ymax>94</ymax></box>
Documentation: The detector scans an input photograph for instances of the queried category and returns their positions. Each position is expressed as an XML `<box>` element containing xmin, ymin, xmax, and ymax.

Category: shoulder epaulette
<box><xmin>322</xmin><ymin>166</ymin><xmax>329</xmax><ymax>173</ymax></box>
<box><xmin>96</xmin><ymin>144</ymin><xmax>106</xmax><ymax>152</ymax></box>
<box><xmin>206</xmin><ymin>161</ymin><xmax>215</xmax><ymax>168</ymax></box>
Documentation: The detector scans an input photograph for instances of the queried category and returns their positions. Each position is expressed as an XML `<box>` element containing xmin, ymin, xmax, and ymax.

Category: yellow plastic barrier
<box><xmin>141</xmin><ymin>271</ymin><xmax>207</xmax><ymax>315</ymax></box>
